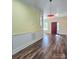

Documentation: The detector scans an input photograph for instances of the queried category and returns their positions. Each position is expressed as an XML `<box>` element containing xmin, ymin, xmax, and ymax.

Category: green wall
<box><xmin>12</xmin><ymin>0</ymin><xmax>40</xmax><ymax>35</ymax></box>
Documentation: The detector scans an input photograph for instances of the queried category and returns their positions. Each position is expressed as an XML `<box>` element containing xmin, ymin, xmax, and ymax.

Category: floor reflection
<box><xmin>42</xmin><ymin>34</ymin><xmax>49</xmax><ymax>46</ymax></box>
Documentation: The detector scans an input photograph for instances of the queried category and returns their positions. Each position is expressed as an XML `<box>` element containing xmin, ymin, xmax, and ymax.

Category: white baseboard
<box><xmin>12</xmin><ymin>38</ymin><xmax>41</xmax><ymax>55</ymax></box>
<box><xmin>57</xmin><ymin>32</ymin><xmax>67</xmax><ymax>35</ymax></box>
<box><xmin>12</xmin><ymin>31</ymin><xmax>43</xmax><ymax>55</ymax></box>
<box><xmin>58</xmin><ymin>33</ymin><xmax>67</xmax><ymax>35</ymax></box>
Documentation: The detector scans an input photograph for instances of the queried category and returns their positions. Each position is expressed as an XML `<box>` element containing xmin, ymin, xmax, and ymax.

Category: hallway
<box><xmin>12</xmin><ymin>0</ymin><xmax>67</xmax><ymax>59</ymax></box>
<box><xmin>13</xmin><ymin>34</ymin><xmax>67</xmax><ymax>59</ymax></box>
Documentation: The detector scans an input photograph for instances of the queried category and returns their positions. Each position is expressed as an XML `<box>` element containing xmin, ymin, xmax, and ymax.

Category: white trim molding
<box><xmin>12</xmin><ymin>31</ymin><xmax>43</xmax><ymax>55</ymax></box>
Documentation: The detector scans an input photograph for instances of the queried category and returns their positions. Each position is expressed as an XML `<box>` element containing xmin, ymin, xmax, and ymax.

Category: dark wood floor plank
<box><xmin>13</xmin><ymin>34</ymin><xmax>67</xmax><ymax>59</ymax></box>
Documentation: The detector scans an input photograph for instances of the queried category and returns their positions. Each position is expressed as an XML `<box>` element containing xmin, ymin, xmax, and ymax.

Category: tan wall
<box><xmin>12</xmin><ymin>0</ymin><xmax>41</xmax><ymax>35</ymax></box>
<box><xmin>57</xmin><ymin>17</ymin><xmax>67</xmax><ymax>34</ymax></box>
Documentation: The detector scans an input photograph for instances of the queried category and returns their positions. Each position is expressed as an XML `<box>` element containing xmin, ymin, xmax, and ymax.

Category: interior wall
<box><xmin>58</xmin><ymin>17</ymin><xmax>67</xmax><ymax>34</ymax></box>
<box><xmin>12</xmin><ymin>0</ymin><xmax>41</xmax><ymax>35</ymax></box>
<box><xmin>47</xmin><ymin>16</ymin><xmax>67</xmax><ymax>34</ymax></box>
<box><xmin>12</xmin><ymin>0</ymin><xmax>43</xmax><ymax>55</ymax></box>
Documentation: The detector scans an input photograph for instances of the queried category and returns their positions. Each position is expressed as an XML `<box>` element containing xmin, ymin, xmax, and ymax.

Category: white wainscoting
<box><xmin>12</xmin><ymin>31</ymin><xmax>43</xmax><ymax>55</ymax></box>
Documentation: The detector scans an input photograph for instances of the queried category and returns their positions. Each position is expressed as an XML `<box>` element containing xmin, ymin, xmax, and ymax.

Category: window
<box><xmin>43</xmin><ymin>19</ymin><xmax>48</xmax><ymax>30</ymax></box>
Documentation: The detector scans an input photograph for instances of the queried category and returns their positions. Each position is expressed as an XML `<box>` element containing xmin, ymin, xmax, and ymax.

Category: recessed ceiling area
<box><xmin>20</xmin><ymin>0</ymin><xmax>67</xmax><ymax>17</ymax></box>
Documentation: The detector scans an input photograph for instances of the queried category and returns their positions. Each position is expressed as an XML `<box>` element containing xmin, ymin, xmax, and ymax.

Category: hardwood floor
<box><xmin>13</xmin><ymin>34</ymin><xmax>67</xmax><ymax>59</ymax></box>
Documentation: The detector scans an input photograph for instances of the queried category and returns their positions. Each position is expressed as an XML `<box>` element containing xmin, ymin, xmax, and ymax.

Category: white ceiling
<box><xmin>20</xmin><ymin>0</ymin><xmax>67</xmax><ymax>16</ymax></box>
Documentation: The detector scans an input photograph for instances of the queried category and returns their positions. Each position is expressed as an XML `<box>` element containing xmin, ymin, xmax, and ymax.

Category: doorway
<box><xmin>51</xmin><ymin>22</ymin><xmax>57</xmax><ymax>34</ymax></box>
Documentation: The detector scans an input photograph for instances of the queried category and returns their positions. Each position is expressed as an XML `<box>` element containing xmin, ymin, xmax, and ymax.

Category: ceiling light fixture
<box><xmin>48</xmin><ymin>0</ymin><xmax>54</xmax><ymax>19</ymax></box>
